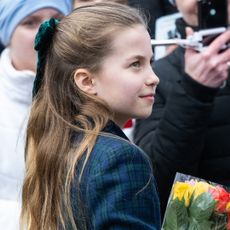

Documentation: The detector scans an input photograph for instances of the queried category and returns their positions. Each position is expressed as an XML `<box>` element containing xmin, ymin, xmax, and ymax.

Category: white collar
<box><xmin>0</xmin><ymin>48</ymin><xmax>35</xmax><ymax>105</ymax></box>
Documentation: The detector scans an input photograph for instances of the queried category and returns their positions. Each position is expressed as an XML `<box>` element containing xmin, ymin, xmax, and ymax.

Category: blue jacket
<box><xmin>71</xmin><ymin>121</ymin><xmax>161</xmax><ymax>229</ymax></box>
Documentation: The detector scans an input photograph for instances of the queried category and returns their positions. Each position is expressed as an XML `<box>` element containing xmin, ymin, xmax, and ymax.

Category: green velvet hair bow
<box><xmin>33</xmin><ymin>18</ymin><xmax>60</xmax><ymax>97</ymax></box>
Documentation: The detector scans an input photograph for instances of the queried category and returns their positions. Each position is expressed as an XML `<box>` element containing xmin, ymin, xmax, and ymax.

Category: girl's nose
<box><xmin>146</xmin><ymin>70</ymin><xmax>160</xmax><ymax>86</ymax></box>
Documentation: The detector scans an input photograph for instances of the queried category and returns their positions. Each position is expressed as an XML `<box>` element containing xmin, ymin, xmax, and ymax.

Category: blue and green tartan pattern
<box><xmin>71</xmin><ymin>131</ymin><xmax>161</xmax><ymax>229</ymax></box>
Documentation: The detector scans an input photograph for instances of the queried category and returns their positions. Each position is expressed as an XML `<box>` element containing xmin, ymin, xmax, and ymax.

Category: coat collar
<box><xmin>102</xmin><ymin>120</ymin><xmax>129</xmax><ymax>141</ymax></box>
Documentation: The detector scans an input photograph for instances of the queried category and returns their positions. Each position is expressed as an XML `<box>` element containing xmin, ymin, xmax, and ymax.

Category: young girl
<box><xmin>21</xmin><ymin>3</ymin><xmax>160</xmax><ymax>230</ymax></box>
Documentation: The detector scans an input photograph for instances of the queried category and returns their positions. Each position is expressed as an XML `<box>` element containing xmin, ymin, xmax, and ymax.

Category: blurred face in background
<box><xmin>175</xmin><ymin>0</ymin><xmax>198</xmax><ymax>26</ymax></box>
<box><xmin>10</xmin><ymin>8</ymin><xmax>63</xmax><ymax>72</ymax></box>
<box><xmin>175</xmin><ymin>0</ymin><xmax>230</xmax><ymax>26</ymax></box>
<box><xmin>73</xmin><ymin>0</ymin><xmax>127</xmax><ymax>8</ymax></box>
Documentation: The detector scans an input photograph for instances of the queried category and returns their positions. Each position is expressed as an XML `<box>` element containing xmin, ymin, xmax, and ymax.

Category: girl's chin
<box><xmin>136</xmin><ymin>112</ymin><xmax>152</xmax><ymax>119</ymax></box>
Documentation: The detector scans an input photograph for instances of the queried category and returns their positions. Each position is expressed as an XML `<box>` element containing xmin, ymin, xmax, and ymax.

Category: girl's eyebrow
<box><xmin>126</xmin><ymin>55</ymin><xmax>154</xmax><ymax>61</ymax></box>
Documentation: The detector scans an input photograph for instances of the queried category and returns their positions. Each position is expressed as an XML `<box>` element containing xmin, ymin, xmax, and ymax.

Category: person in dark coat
<box><xmin>128</xmin><ymin>0</ymin><xmax>177</xmax><ymax>38</ymax></box>
<box><xmin>134</xmin><ymin>0</ymin><xmax>230</xmax><ymax>218</ymax></box>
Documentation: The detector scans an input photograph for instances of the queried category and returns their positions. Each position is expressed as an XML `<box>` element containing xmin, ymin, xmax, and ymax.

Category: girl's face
<box><xmin>94</xmin><ymin>25</ymin><xmax>159</xmax><ymax>127</ymax></box>
<box><xmin>10</xmin><ymin>8</ymin><xmax>63</xmax><ymax>72</ymax></box>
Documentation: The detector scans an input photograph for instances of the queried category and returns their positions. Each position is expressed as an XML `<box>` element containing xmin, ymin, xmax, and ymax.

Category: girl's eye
<box><xmin>131</xmin><ymin>61</ymin><xmax>141</xmax><ymax>68</ymax></box>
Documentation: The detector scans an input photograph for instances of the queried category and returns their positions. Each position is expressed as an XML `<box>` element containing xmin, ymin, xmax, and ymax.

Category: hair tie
<box><xmin>33</xmin><ymin>18</ymin><xmax>60</xmax><ymax>97</ymax></box>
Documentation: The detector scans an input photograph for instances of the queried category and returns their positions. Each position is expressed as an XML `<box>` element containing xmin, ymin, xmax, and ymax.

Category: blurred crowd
<box><xmin>0</xmin><ymin>0</ymin><xmax>230</xmax><ymax>229</ymax></box>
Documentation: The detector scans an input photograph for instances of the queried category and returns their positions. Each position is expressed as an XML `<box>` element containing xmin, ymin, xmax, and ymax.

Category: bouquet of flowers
<box><xmin>162</xmin><ymin>173</ymin><xmax>230</xmax><ymax>230</ymax></box>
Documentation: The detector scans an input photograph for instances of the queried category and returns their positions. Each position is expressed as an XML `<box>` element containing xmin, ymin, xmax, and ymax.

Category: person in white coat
<box><xmin>0</xmin><ymin>0</ymin><xmax>72</xmax><ymax>229</ymax></box>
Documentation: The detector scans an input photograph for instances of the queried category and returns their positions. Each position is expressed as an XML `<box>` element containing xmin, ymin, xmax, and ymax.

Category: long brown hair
<box><xmin>21</xmin><ymin>3</ymin><xmax>146</xmax><ymax>230</ymax></box>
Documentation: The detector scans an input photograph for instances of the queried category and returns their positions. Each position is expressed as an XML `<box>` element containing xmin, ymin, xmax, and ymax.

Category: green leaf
<box><xmin>162</xmin><ymin>198</ymin><xmax>189</xmax><ymax>230</ymax></box>
<box><xmin>187</xmin><ymin>217</ymin><xmax>213</xmax><ymax>230</ymax></box>
<box><xmin>189</xmin><ymin>192</ymin><xmax>217</xmax><ymax>222</ymax></box>
<box><xmin>210</xmin><ymin>212</ymin><xmax>228</xmax><ymax>230</ymax></box>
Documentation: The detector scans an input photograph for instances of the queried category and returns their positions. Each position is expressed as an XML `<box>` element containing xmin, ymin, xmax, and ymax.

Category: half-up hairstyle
<box><xmin>21</xmin><ymin>3</ymin><xmax>147</xmax><ymax>230</ymax></box>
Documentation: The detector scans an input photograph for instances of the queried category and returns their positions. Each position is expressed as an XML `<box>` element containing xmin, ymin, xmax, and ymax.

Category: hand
<box><xmin>185</xmin><ymin>27</ymin><xmax>230</xmax><ymax>88</ymax></box>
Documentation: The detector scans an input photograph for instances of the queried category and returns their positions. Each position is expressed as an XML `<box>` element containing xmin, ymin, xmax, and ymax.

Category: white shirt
<box><xmin>0</xmin><ymin>48</ymin><xmax>35</xmax><ymax>229</ymax></box>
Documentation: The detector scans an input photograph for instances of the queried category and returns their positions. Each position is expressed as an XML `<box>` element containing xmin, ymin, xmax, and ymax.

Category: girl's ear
<box><xmin>73</xmin><ymin>69</ymin><xmax>97</xmax><ymax>95</ymax></box>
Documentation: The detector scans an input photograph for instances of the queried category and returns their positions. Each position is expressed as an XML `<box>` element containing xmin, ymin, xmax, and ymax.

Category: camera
<box><xmin>151</xmin><ymin>0</ymin><xmax>229</xmax><ymax>52</ymax></box>
<box><xmin>198</xmin><ymin>0</ymin><xmax>228</xmax><ymax>46</ymax></box>
<box><xmin>198</xmin><ymin>0</ymin><xmax>228</xmax><ymax>30</ymax></box>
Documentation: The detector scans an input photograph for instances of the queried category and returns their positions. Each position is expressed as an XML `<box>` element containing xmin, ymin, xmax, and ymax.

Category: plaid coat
<box><xmin>71</xmin><ymin>121</ymin><xmax>161</xmax><ymax>229</ymax></box>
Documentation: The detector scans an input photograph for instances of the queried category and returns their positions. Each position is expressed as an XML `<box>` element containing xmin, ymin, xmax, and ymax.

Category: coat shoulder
<box><xmin>91</xmin><ymin>134</ymin><xmax>151</xmax><ymax>172</ymax></box>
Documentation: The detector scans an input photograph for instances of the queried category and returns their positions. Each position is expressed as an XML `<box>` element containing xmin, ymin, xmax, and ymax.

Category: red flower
<box><xmin>209</xmin><ymin>186</ymin><xmax>230</xmax><ymax>213</ymax></box>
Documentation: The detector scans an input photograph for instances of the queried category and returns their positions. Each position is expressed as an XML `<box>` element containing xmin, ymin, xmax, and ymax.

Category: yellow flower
<box><xmin>226</xmin><ymin>202</ymin><xmax>230</xmax><ymax>211</ymax></box>
<box><xmin>193</xmin><ymin>181</ymin><xmax>214</xmax><ymax>199</ymax></box>
<box><xmin>173</xmin><ymin>182</ymin><xmax>194</xmax><ymax>207</ymax></box>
